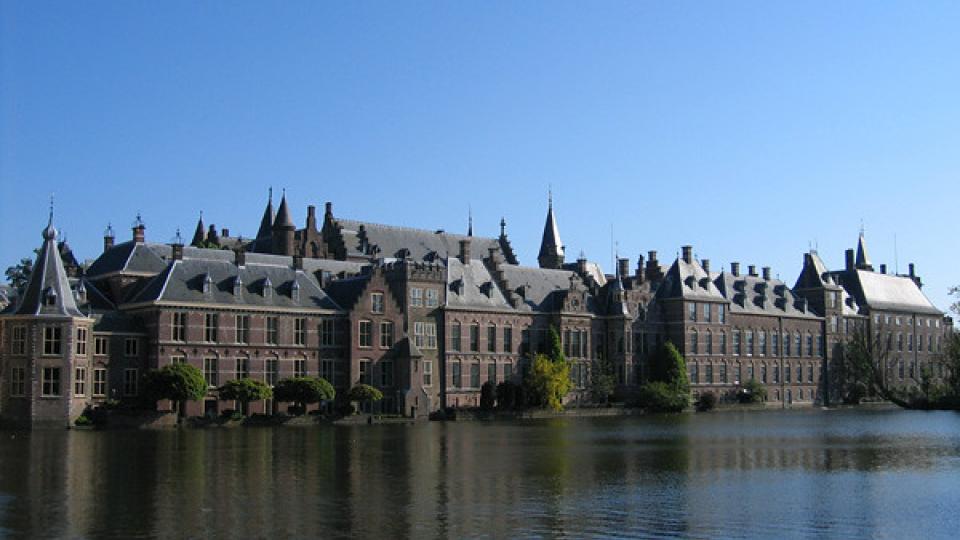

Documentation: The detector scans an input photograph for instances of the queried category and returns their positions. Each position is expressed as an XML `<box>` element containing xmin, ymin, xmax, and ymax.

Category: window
<box><xmin>124</xmin><ymin>338</ymin><xmax>139</xmax><ymax>357</ymax></box>
<box><xmin>794</xmin><ymin>333</ymin><xmax>801</xmax><ymax>357</ymax></box>
<box><xmin>704</xmin><ymin>304</ymin><xmax>712</xmax><ymax>322</ymax></box>
<box><xmin>733</xmin><ymin>330</ymin><xmax>741</xmax><ymax>355</ymax></box>
<box><xmin>359</xmin><ymin>360</ymin><xmax>371</xmax><ymax>384</ymax></box>
<box><xmin>43</xmin><ymin>326</ymin><xmax>62</xmax><ymax>355</ymax></box>
<box><xmin>704</xmin><ymin>363</ymin><xmax>713</xmax><ymax>383</ymax></box>
<box><xmin>748</xmin><ymin>363</ymin><xmax>755</xmax><ymax>381</ymax></box>
<box><xmin>266</xmin><ymin>358</ymin><xmax>279</xmax><ymax>386</ymax></box>
<box><xmin>320</xmin><ymin>319</ymin><xmax>336</xmax><ymax>347</ymax></box>
<box><xmin>504</xmin><ymin>363</ymin><xmax>513</xmax><ymax>381</ymax></box>
<box><xmin>761</xmin><ymin>364</ymin><xmax>768</xmax><ymax>384</ymax></box>
<box><xmin>425</xmin><ymin>288</ymin><xmax>439</xmax><ymax>308</ymax></box>
<box><xmin>410</xmin><ymin>288</ymin><xmax>423</xmax><ymax>307</ymax></box>
<box><xmin>172</xmin><ymin>312</ymin><xmax>187</xmax><ymax>342</ymax></box>
<box><xmin>93</xmin><ymin>368</ymin><xmax>107</xmax><ymax>396</ymax></box>
<box><xmin>688</xmin><ymin>303</ymin><xmax>697</xmax><ymax>322</ymax></box>
<box><xmin>380</xmin><ymin>360</ymin><xmax>393</xmax><ymax>387</ymax></box>
<box><xmin>720</xmin><ymin>332</ymin><xmax>727</xmax><ymax>354</ymax></box>
<box><xmin>784</xmin><ymin>333</ymin><xmax>791</xmax><ymax>356</ymax></box>
<box><xmin>11</xmin><ymin>325</ymin><xmax>26</xmax><ymax>355</ymax></box>
<box><xmin>367</xmin><ymin>292</ymin><xmax>383</xmax><ymax>315</ymax></box>
<box><xmin>746</xmin><ymin>330</ymin><xmax>754</xmax><ymax>356</ymax></box>
<box><xmin>797</xmin><ymin>364</ymin><xmax>803</xmax><ymax>383</ymax></box>
<box><xmin>806</xmin><ymin>334</ymin><xmax>814</xmax><ymax>356</ymax></box>
<box><xmin>425</xmin><ymin>323</ymin><xmax>437</xmax><ymax>349</ymax></box>
<box><xmin>487</xmin><ymin>324</ymin><xmax>497</xmax><ymax>352</ymax></box>
<box><xmin>321</xmin><ymin>359</ymin><xmax>335</xmax><ymax>384</ymax></box>
<box><xmin>414</xmin><ymin>322</ymin><xmax>425</xmax><ymax>348</ymax></box>
<box><xmin>10</xmin><ymin>367</ymin><xmax>25</xmax><ymax>396</ymax></box>
<box><xmin>907</xmin><ymin>333</ymin><xmax>914</xmax><ymax>352</ymax></box>
<box><xmin>95</xmin><ymin>336</ymin><xmax>108</xmax><ymax>356</ymax></box>
<box><xmin>42</xmin><ymin>367</ymin><xmax>61</xmax><ymax>396</ymax></box>
<box><xmin>718</xmin><ymin>304</ymin><xmax>726</xmax><ymax>324</ymax></box>
<box><xmin>470</xmin><ymin>324</ymin><xmax>480</xmax><ymax>352</ymax></box>
<box><xmin>380</xmin><ymin>321</ymin><xmax>394</xmax><ymax>348</ymax></box>
<box><xmin>830</xmin><ymin>316</ymin><xmax>838</xmax><ymax>333</ymax></box>
<box><xmin>450</xmin><ymin>322</ymin><xmax>462</xmax><ymax>351</ymax></box>
<box><xmin>266</xmin><ymin>317</ymin><xmax>279</xmax><ymax>345</ymax></box>
<box><xmin>784</xmin><ymin>363</ymin><xmax>790</xmax><ymax>383</ymax></box>
<box><xmin>772</xmin><ymin>332</ymin><xmax>780</xmax><ymax>356</ymax></box>
<box><xmin>470</xmin><ymin>363</ymin><xmax>480</xmax><ymax>387</ymax></box>
<box><xmin>706</xmin><ymin>330</ymin><xmax>713</xmax><ymax>354</ymax></box>
<box><xmin>690</xmin><ymin>363</ymin><xmax>699</xmax><ymax>384</ymax></box>
<box><xmin>423</xmin><ymin>360</ymin><xmax>433</xmax><ymax>386</ymax></box>
<box><xmin>758</xmin><ymin>331</ymin><xmax>766</xmax><ymax>356</ymax></box>
<box><xmin>75</xmin><ymin>328</ymin><xmax>88</xmax><ymax>355</ymax></box>
<box><xmin>690</xmin><ymin>330</ymin><xmax>698</xmax><ymax>355</ymax></box>
<box><xmin>123</xmin><ymin>368</ymin><xmax>138</xmax><ymax>396</ymax></box>
<box><xmin>204</xmin><ymin>313</ymin><xmax>219</xmax><ymax>343</ymax></box>
<box><xmin>290</xmin><ymin>318</ymin><xmax>305</xmax><ymax>346</ymax></box>
<box><xmin>74</xmin><ymin>367</ymin><xmax>86</xmax><ymax>396</ymax></box>
<box><xmin>236</xmin><ymin>357</ymin><xmax>250</xmax><ymax>379</ymax></box>
<box><xmin>236</xmin><ymin>315</ymin><xmax>250</xmax><ymax>344</ymax></box>
<box><xmin>452</xmin><ymin>361</ymin><xmax>462</xmax><ymax>388</ymax></box>
<box><xmin>294</xmin><ymin>358</ymin><xmax>306</xmax><ymax>378</ymax></box>
<box><xmin>817</xmin><ymin>335</ymin><xmax>824</xmax><ymax>357</ymax></box>
<box><xmin>720</xmin><ymin>363</ymin><xmax>728</xmax><ymax>383</ymax></box>
<box><xmin>503</xmin><ymin>326</ymin><xmax>513</xmax><ymax>353</ymax></box>
<box><xmin>358</xmin><ymin>321</ymin><xmax>373</xmax><ymax>347</ymax></box>
<box><xmin>203</xmin><ymin>358</ymin><xmax>218</xmax><ymax>388</ymax></box>
<box><xmin>487</xmin><ymin>363</ymin><xmax>497</xmax><ymax>385</ymax></box>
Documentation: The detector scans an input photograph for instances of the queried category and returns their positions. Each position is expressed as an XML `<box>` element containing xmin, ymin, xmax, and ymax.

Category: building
<box><xmin>0</xmin><ymin>194</ymin><xmax>953</xmax><ymax>427</ymax></box>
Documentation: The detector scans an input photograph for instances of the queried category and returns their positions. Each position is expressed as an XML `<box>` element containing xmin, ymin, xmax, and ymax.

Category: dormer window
<box><xmin>202</xmin><ymin>274</ymin><xmax>213</xmax><ymax>294</ymax></box>
<box><xmin>44</xmin><ymin>287</ymin><xmax>58</xmax><ymax>306</ymax></box>
<box><xmin>233</xmin><ymin>276</ymin><xmax>243</xmax><ymax>296</ymax></box>
<box><xmin>263</xmin><ymin>277</ymin><xmax>273</xmax><ymax>299</ymax></box>
<box><xmin>684</xmin><ymin>276</ymin><xmax>696</xmax><ymax>289</ymax></box>
<box><xmin>291</xmin><ymin>280</ymin><xmax>301</xmax><ymax>303</ymax></box>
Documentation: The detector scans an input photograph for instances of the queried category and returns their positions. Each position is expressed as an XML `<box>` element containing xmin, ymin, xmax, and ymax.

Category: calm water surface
<box><xmin>1</xmin><ymin>408</ymin><xmax>959</xmax><ymax>539</ymax></box>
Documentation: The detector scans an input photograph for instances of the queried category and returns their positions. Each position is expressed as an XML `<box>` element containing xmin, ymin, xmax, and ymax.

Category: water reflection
<box><xmin>1</xmin><ymin>409</ymin><xmax>959</xmax><ymax>539</ymax></box>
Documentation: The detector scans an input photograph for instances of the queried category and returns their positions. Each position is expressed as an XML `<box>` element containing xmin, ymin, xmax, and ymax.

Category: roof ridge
<box><xmin>337</xmin><ymin>218</ymin><xmax>495</xmax><ymax>240</ymax></box>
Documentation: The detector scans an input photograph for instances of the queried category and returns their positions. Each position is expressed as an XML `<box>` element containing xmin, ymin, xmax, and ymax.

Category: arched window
<box><xmin>690</xmin><ymin>329</ymin><xmax>699</xmax><ymax>355</ymax></box>
<box><xmin>706</xmin><ymin>330</ymin><xmax>714</xmax><ymax>354</ymax></box>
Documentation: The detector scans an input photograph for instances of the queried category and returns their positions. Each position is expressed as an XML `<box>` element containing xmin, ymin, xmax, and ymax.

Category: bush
<box><xmin>347</xmin><ymin>384</ymin><xmax>383</xmax><ymax>404</ymax></box>
<box><xmin>480</xmin><ymin>381</ymin><xmax>496</xmax><ymax>410</ymax></box>
<box><xmin>496</xmin><ymin>381</ymin><xmax>519</xmax><ymax>410</ymax></box>
<box><xmin>696</xmin><ymin>391</ymin><xmax>717</xmax><ymax>412</ymax></box>
<box><xmin>218</xmin><ymin>378</ymin><xmax>272</xmax><ymax>415</ymax></box>
<box><xmin>142</xmin><ymin>363</ymin><xmax>208</xmax><ymax>405</ymax></box>
<box><xmin>637</xmin><ymin>381</ymin><xmax>689</xmax><ymax>413</ymax></box>
<box><xmin>737</xmin><ymin>379</ymin><xmax>767</xmax><ymax>404</ymax></box>
<box><xmin>525</xmin><ymin>353</ymin><xmax>572</xmax><ymax>411</ymax></box>
<box><xmin>274</xmin><ymin>377</ymin><xmax>335</xmax><ymax>414</ymax></box>
<box><xmin>74</xmin><ymin>415</ymin><xmax>92</xmax><ymax>426</ymax></box>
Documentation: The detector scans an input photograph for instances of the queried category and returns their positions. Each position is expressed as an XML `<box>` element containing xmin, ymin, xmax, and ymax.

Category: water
<box><xmin>1</xmin><ymin>408</ymin><xmax>959</xmax><ymax>539</ymax></box>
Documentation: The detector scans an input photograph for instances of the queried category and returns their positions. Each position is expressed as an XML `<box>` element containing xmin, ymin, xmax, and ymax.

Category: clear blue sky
<box><xmin>2</xmin><ymin>2</ymin><xmax>958</xmax><ymax>313</ymax></box>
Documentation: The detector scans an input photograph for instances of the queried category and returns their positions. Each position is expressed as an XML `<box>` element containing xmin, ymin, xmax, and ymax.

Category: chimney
<box><xmin>908</xmin><ymin>263</ymin><xmax>915</xmax><ymax>277</ymax></box>
<box><xmin>487</xmin><ymin>246</ymin><xmax>500</xmax><ymax>266</ymax></box>
<box><xmin>731</xmin><ymin>262</ymin><xmax>740</xmax><ymax>277</ymax></box>
<box><xmin>577</xmin><ymin>255</ymin><xmax>588</xmax><ymax>276</ymax></box>
<box><xmin>748</xmin><ymin>265</ymin><xmax>758</xmax><ymax>277</ymax></box>
<box><xmin>701</xmin><ymin>259</ymin><xmax>710</xmax><ymax>273</ymax></box>
<box><xmin>636</xmin><ymin>254</ymin><xmax>645</xmax><ymax>281</ymax></box>
<box><xmin>293</xmin><ymin>254</ymin><xmax>303</xmax><ymax>270</ymax></box>
<box><xmin>618</xmin><ymin>258</ymin><xmax>630</xmax><ymax>279</ymax></box>
<box><xmin>307</xmin><ymin>205</ymin><xmax>317</xmax><ymax>229</ymax></box>
<box><xmin>681</xmin><ymin>245</ymin><xmax>693</xmax><ymax>263</ymax></box>
<box><xmin>234</xmin><ymin>247</ymin><xmax>246</xmax><ymax>267</ymax></box>
<box><xmin>645</xmin><ymin>250</ymin><xmax>661</xmax><ymax>281</ymax></box>
<box><xmin>132</xmin><ymin>224</ymin><xmax>145</xmax><ymax>243</ymax></box>
<box><xmin>880</xmin><ymin>264</ymin><xmax>887</xmax><ymax>274</ymax></box>
<box><xmin>103</xmin><ymin>225</ymin><xmax>115</xmax><ymax>253</ymax></box>
<box><xmin>762</xmin><ymin>266</ymin><xmax>771</xmax><ymax>281</ymax></box>
<box><xmin>221</xmin><ymin>228</ymin><xmax>230</xmax><ymax>237</ymax></box>
<box><xmin>324</xmin><ymin>201</ymin><xmax>333</xmax><ymax>217</ymax></box>
<box><xmin>459</xmin><ymin>239</ymin><xmax>471</xmax><ymax>264</ymax></box>
<box><xmin>845</xmin><ymin>249</ymin><xmax>855</xmax><ymax>271</ymax></box>
<box><xmin>171</xmin><ymin>243</ymin><xmax>184</xmax><ymax>261</ymax></box>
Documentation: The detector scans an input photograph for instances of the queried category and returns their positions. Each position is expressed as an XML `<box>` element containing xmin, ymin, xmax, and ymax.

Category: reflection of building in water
<box><xmin>2</xmin><ymin>196</ymin><xmax>954</xmax><ymax>427</ymax></box>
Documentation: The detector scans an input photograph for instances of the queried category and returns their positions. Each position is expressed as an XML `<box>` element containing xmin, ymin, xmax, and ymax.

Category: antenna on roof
<box><xmin>48</xmin><ymin>193</ymin><xmax>55</xmax><ymax>225</ymax></box>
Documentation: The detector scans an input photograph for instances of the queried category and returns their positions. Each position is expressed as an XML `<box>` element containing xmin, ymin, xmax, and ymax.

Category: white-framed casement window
<box><xmin>172</xmin><ymin>312</ymin><xmax>187</xmax><ymax>342</ymax></box>
<box><xmin>123</xmin><ymin>368</ymin><xmax>138</xmax><ymax>396</ymax></box>
<box><xmin>74</xmin><ymin>366</ymin><xmax>87</xmax><ymax>396</ymax></box>
<box><xmin>359</xmin><ymin>359</ymin><xmax>371</xmax><ymax>385</ymax></box>
<box><xmin>43</xmin><ymin>326</ymin><xmax>62</xmax><ymax>355</ymax></box>
<box><xmin>94</xmin><ymin>336</ymin><xmax>109</xmax><ymax>356</ymax></box>
<box><xmin>93</xmin><ymin>368</ymin><xmax>107</xmax><ymax>397</ymax></box>
<box><xmin>10</xmin><ymin>367</ymin><xmax>26</xmax><ymax>396</ymax></box>
<box><xmin>266</xmin><ymin>317</ymin><xmax>279</xmax><ymax>345</ymax></box>
<box><xmin>294</xmin><ymin>318</ymin><xmax>306</xmax><ymax>346</ymax></box>
<box><xmin>423</xmin><ymin>360</ymin><xmax>433</xmax><ymax>387</ymax></box>
<box><xmin>125</xmin><ymin>338</ymin><xmax>139</xmax><ymax>357</ymax></box>
<box><xmin>11</xmin><ymin>325</ymin><xmax>27</xmax><ymax>355</ymax></box>
<box><xmin>379</xmin><ymin>321</ymin><xmax>394</xmax><ymax>348</ymax></box>
<box><xmin>236</xmin><ymin>315</ymin><xmax>250</xmax><ymax>344</ymax></box>
<box><xmin>450</xmin><ymin>322</ymin><xmax>462</xmax><ymax>351</ymax></box>
<box><xmin>358</xmin><ymin>320</ymin><xmax>373</xmax><ymax>348</ymax></box>
<box><xmin>410</xmin><ymin>288</ymin><xmax>423</xmax><ymax>307</ymax></box>
<box><xmin>371</xmin><ymin>292</ymin><xmax>385</xmax><ymax>314</ymax></box>
<box><xmin>380</xmin><ymin>360</ymin><xmax>393</xmax><ymax>387</ymax></box>
<box><xmin>42</xmin><ymin>367</ymin><xmax>61</xmax><ymax>396</ymax></box>
<box><xmin>425</xmin><ymin>288</ymin><xmax>439</xmax><ymax>308</ymax></box>
<box><xmin>203</xmin><ymin>358</ymin><xmax>218</xmax><ymax>388</ymax></box>
<box><xmin>204</xmin><ymin>313</ymin><xmax>219</xmax><ymax>343</ymax></box>
<box><xmin>75</xmin><ymin>327</ymin><xmax>88</xmax><ymax>355</ymax></box>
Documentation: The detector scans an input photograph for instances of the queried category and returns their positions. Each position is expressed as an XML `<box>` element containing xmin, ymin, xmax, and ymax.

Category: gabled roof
<box><xmin>324</xmin><ymin>275</ymin><xmax>369</xmax><ymax>311</ymax></box>
<box><xmin>446</xmin><ymin>257</ymin><xmax>513</xmax><ymax>311</ymax></box>
<box><xmin>334</xmin><ymin>218</ymin><xmax>505</xmax><ymax>263</ymax></box>
<box><xmin>656</xmin><ymin>257</ymin><xmax>726</xmax><ymax>301</ymax></box>
<box><xmin>85</xmin><ymin>241</ymin><xmax>168</xmax><ymax>278</ymax></box>
<box><xmin>714</xmin><ymin>271</ymin><xmax>818</xmax><ymax>319</ymax></box>
<box><xmin>498</xmin><ymin>264</ymin><xmax>594</xmax><ymax>313</ymax></box>
<box><xmin>794</xmin><ymin>251</ymin><xmax>841</xmax><ymax>291</ymax></box>
<box><xmin>836</xmin><ymin>269</ymin><xmax>941</xmax><ymax>315</ymax></box>
<box><xmin>14</xmin><ymin>219</ymin><xmax>85</xmax><ymax>317</ymax></box>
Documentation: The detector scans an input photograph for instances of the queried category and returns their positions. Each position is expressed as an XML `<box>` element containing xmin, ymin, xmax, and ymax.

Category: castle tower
<box><xmin>855</xmin><ymin>232</ymin><xmax>873</xmax><ymax>271</ymax></box>
<box><xmin>271</xmin><ymin>190</ymin><xmax>295</xmax><ymax>256</ymax></box>
<box><xmin>191</xmin><ymin>212</ymin><xmax>205</xmax><ymax>247</ymax></box>
<box><xmin>537</xmin><ymin>191</ymin><xmax>564</xmax><ymax>269</ymax></box>
<box><xmin>253</xmin><ymin>188</ymin><xmax>275</xmax><ymax>253</ymax></box>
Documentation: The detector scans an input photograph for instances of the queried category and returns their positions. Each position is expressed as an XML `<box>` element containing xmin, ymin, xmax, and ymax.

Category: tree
<box><xmin>649</xmin><ymin>341</ymin><xmax>690</xmax><ymax>390</ymax></box>
<box><xmin>479</xmin><ymin>381</ymin><xmax>496</xmax><ymax>410</ymax></box>
<box><xmin>636</xmin><ymin>342</ymin><xmax>690</xmax><ymax>412</ymax></box>
<box><xmin>496</xmin><ymin>381</ymin><xmax>519</xmax><ymax>410</ymax></box>
<box><xmin>841</xmin><ymin>324</ymin><xmax>911</xmax><ymax>408</ymax></box>
<box><xmin>5</xmin><ymin>249</ymin><xmax>38</xmax><ymax>293</ymax></box>
<box><xmin>736</xmin><ymin>379</ymin><xmax>767</xmax><ymax>404</ymax></box>
<box><xmin>141</xmin><ymin>363</ymin><xmax>208</xmax><ymax>411</ymax></box>
<box><xmin>217</xmin><ymin>378</ymin><xmax>272</xmax><ymax>415</ymax></box>
<box><xmin>590</xmin><ymin>353</ymin><xmax>616</xmax><ymax>404</ymax></box>
<box><xmin>274</xmin><ymin>377</ymin><xmax>335</xmax><ymax>414</ymax></box>
<box><xmin>347</xmin><ymin>384</ymin><xmax>383</xmax><ymax>412</ymax></box>
<box><xmin>525</xmin><ymin>353</ymin><xmax>572</xmax><ymax>411</ymax></box>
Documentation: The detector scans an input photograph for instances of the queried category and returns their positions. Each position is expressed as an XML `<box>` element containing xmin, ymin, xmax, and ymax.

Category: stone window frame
<box><xmin>10</xmin><ymin>367</ymin><xmax>26</xmax><ymax>397</ymax></box>
<box><xmin>123</xmin><ymin>368</ymin><xmax>139</xmax><ymax>396</ymax></box>
<box><xmin>380</xmin><ymin>321</ymin><xmax>394</xmax><ymax>349</ymax></box>
<box><xmin>42</xmin><ymin>366</ymin><xmax>61</xmax><ymax>397</ymax></box>
<box><xmin>93</xmin><ymin>368</ymin><xmax>107</xmax><ymax>397</ymax></box>
<box><xmin>371</xmin><ymin>292</ymin><xmax>385</xmax><ymax>314</ymax></box>
<box><xmin>358</xmin><ymin>320</ymin><xmax>373</xmax><ymax>348</ymax></box>
<box><xmin>11</xmin><ymin>325</ymin><xmax>27</xmax><ymax>355</ymax></box>
<box><xmin>43</xmin><ymin>326</ymin><xmax>62</xmax><ymax>356</ymax></box>
<box><xmin>74</xmin><ymin>366</ymin><xmax>87</xmax><ymax>397</ymax></box>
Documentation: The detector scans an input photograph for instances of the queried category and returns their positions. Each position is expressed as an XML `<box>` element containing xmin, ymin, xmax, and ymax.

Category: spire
<box><xmin>14</xmin><ymin>212</ymin><xmax>84</xmax><ymax>317</ymax></box>
<box><xmin>855</xmin><ymin>231</ymin><xmax>873</xmax><ymax>271</ymax></box>
<box><xmin>537</xmin><ymin>191</ymin><xmax>564</xmax><ymax>269</ymax></box>
<box><xmin>273</xmin><ymin>189</ymin><xmax>294</xmax><ymax>229</ymax></box>
<box><xmin>191</xmin><ymin>212</ymin><xmax>205</xmax><ymax>247</ymax></box>
<box><xmin>255</xmin><ymin>188</ymin><xmax>275</xmax><ymax>240</ymax></box>
<box><xmin>499</xmin><ymin>217</ymin><xmax>506</xmax><ymax>237</ymax></box>
<box><xmin>467</xmin><ymin>206</ymin><xmax>473</xmax><ymax>237</ymax></box>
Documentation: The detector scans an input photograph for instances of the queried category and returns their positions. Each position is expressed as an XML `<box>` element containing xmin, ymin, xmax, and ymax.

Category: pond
<box><xmin>1</xmin><ymin>407</ymin><xmax>959</xmax><ymax>539</ymax></box>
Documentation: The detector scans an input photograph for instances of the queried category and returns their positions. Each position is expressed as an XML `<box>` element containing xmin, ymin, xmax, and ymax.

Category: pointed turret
<box><xmin>467</xmin><ymin>207</ymin><xmax>473</xmax><ymax>237</ymax></box>
<box><xmin>191</xmin><ymin>213</ymin><xmax>205</xmax><ymax>247</ymax></box>
<box><xmin>272</xmin><ymin>190</ymin><xmax>295</xmax><ymax>256</ymax></box>
<box><xmin>855</xmin><ymin>232</ymin><xmax>873</xmax><ymax>271</ymax></box>
<box><xmin>254</xmin><ymin>188</ymin><xmax>275</xmax><ymax>253</ymax></box>
<box><xmin>14</xmin><ymin>211</ymin><xmax>84</xmax><ymax>317</ymax></box>
<box><xmin>537</xmin><ymin>191</ymin><xmax>564</xmax><ymax>269</ymax></box>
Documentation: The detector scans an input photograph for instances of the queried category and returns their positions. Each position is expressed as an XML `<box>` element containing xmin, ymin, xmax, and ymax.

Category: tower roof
<box><xmin>191</xmin><ymin>213</ymin><xmax>205</xmax><ymax>247</ymax></box>
<box><xmin>855</xmin><ymin>233</ymin><xmax>873</xmax><ymax>270</ymax></box>
<box><xmin>255</xmin><ymin>188</ymin><xmax>275</xmax><ymax>240</ymax></box>
<box><xmin>273</xmin><ymin>191</ymin><xmax>294</xmax><ymax>229</ymax></box>
<box><xmin>538</xmin><ymin>193</ymin><xmax>564</xmax><ymax>261</ymax></box>
<box><xmin>14</xmin><ymin>214</ymin><xmax>85</xmax><ymax>317</ymax></box>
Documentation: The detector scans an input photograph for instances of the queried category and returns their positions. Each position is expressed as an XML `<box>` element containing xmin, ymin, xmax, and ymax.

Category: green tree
<box><xmin>737</xmin><ymin>379</ymin><xmax>767</xmax><ymax>404</ymax></box>
<box><xmin>525</xmin><ymin>353</ymin><xmax>572</xmax><ymax>411</ymax></box>
<box><xmin>141</xmin><ymin>363</ymin><xmax>208</xmax><ymax>412</ymax></box>
<box><xmin>637</xmin><ymin>381</ymin><xmax>689</xmax><ymax>412</ymax></box>
<box><xmin>274</xmin><ymin>377</ymin><xmax>335</xmax><ymax>414</ymax></box>
<box><xmin>637</xmin><ymin>342</ymin><xmax>690</xmax><ymax>412</ymax></box>
<box><xmin>5</xmin><ymin>249</ymin><xmax>38</xmax><ymax>293</ymax></box>
<box><xmin>217</xmin><ymin>378</ymin><xmax>272</xmax><ymax>415</ymax></box>
<box><xmin>649</xmin><ymin>341</ymin><xmax>690</xmax><ymax>390</ymax></box>
<box><xmin>347</xmin><ymin>383</ymin><xmax>383</xmax><ymax>412</ymax></box>
<box><xmin>479</xmin><ymin>381</ymin><xmax>496</xmax><ymax>410</ymax></box>
<box><xmin>590</xmin><ymin>353</ymin><xmax>616</xmax><ymax>404</ymax></box>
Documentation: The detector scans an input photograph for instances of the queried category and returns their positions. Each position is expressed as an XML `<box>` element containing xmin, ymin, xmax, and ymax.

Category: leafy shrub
<box><xmin>480</xmin><ymin>381</ymin><xmax>496</xmax><ymax>410</ymax></box>
<box><xmin>696</xmin><ymin>391</ymin><xmax>717</xmax><ymax>412</ymax></box>
<box><xmin>142</xmin><ymin>363</ymin><xmax>208</xmax><ymax>405</ymax></box>
<box><xmin>737</xmin><ymin>379</ymin><xmax>767</xmax><ymax>404</ymax></box>
<box><xmin>347</xmin><ymin>384</ymin><xmax>383</xmax><ymax>403</ymax></box>
<box><xmin>274</xmin><ymin>377</ymin><xmax>335</xmax><ymax>414</ymax></box>
<box><xmin>496</xmin><ymin>381</ymin><xmax>519</xmax><ymax>410</ymax></box>
<box><xmin>74</xmin><ymin>415</ymin><xmax>92</xmax><ymax>426</ymax></box>
<box><xmin>637</xmin><ymin>381</ymin><xmax>689</xmax><ymax>413</ymax></box>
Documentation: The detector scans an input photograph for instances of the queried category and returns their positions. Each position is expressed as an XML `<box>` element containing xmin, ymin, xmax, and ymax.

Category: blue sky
<box><xmin>2</xmin><ymin>2</ymin><xmax>958</xmax><ymax>313</ymax></box>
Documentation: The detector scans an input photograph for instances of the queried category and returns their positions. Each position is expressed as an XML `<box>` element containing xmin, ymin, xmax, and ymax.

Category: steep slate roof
<box><xmin>794</xmin><ymin>251</ymin><xmax>841</xmax><ymax>291</ymax></box>
<box><xmin>855</xmin><ymin>233</ymin><xmax>872</xmax><ymax>269</ymax></box>
<box><xmin>274</xmin><ymin>193</ymin><xmax>294</xmax><ymax>228</ymax></box>
<box><xmin>126</xmin><ymin>258</ymin><xmax>341</xmax><ymax>310</ymax></box>
<box><xmin>562</xmin><ymin>260</ymin><xmax>608</xmax><ymax>286</ymax></box>
<box><xmin>837</xmin><ymin>270</ymin><xmax>941</xmax><ymax>315</ymax></box>
<box><xmin>656</xmin><ymin>258</ymin><xmax>726</xmax><ymax>301</ymax></box>
<box><xmin>446</xmin><ymin>257</ymin><xmax>513</xmax><ymax>311</ymax></box>
<box><xmin>714</xmin><ymin>271</ymin><xmax>819</xmax><ymax>319</ymax></box>
<box><xmin>335</xmin><ymin>218</ymin><xmax>504</xmax><ymax>263</ymax></box>
<box><xmin>324</xmin><ymin>276</ymin><xmax>369</xmax><ymax>311</ymax></box>
<box><xmin>85</xmin><ymin>241</ymin><xmax>168</xmax><ymax>278</ymax></box>
<box><xmin>538</xmin><ymin>198</ymin><xmax>563</xmax><ymax>260</ymax></box>
<box><xmin>15</xmin><ymin>219</ymin><xmax>85</xmax><ymax>317</ymax></box>
<box><xmin>498</xmin><ymin>264</ymin><xmax>594</xmax><ymax>312</ymax></box>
